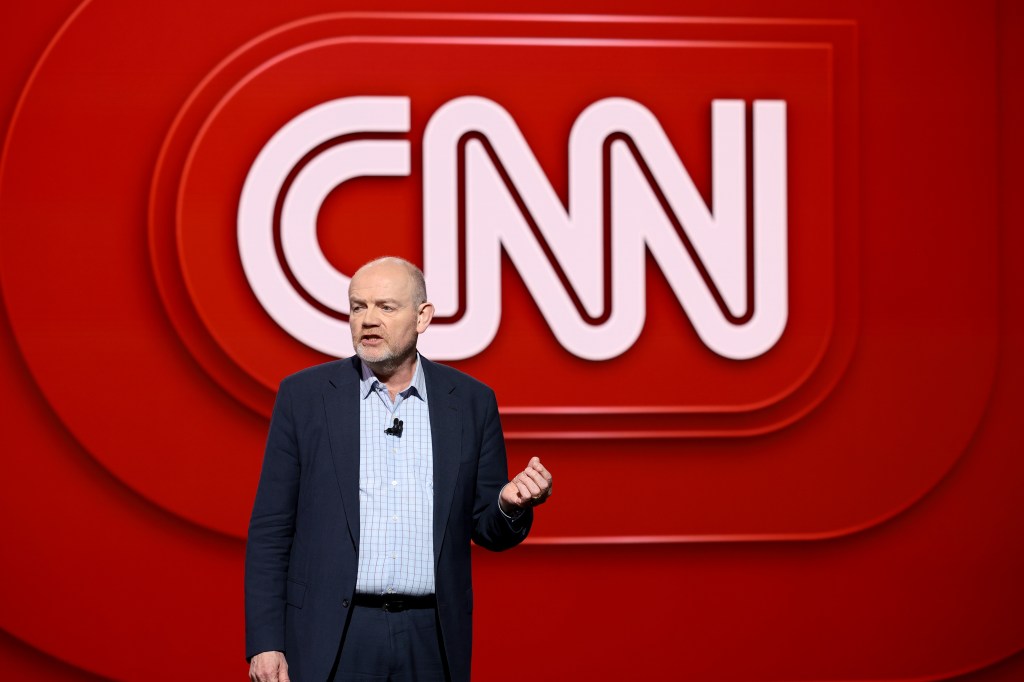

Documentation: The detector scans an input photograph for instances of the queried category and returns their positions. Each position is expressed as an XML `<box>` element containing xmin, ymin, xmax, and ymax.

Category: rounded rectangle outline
<box><xmin>222</xmin><ymin>12</ymin><xmax>862</xmax><ymax>439</ymax></box>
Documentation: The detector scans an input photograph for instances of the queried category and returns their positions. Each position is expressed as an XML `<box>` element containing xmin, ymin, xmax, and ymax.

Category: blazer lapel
<box><xmin>324</xmin><ymin>358</ymin><xmax>361</xmax><ymax>550</ymax></box>
<box><xmin>424</xmin><ymin>358</ymin><xmax>462</xmax><ymax>565</ymax></box>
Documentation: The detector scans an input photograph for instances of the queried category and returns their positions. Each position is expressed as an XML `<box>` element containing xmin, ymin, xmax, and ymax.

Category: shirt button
<box><xmin>390</xmin><ymin>552</ymin><xmax>397</xmax><ymax>559</ymax></box>
<box><xmin>391</xmin><ymin>480</ymin><xmax>398</xmax><ymax>486</ymax></box>
<box><xmin>386</xmin><ymin>586</ymin><xmax>395</xmax><ymax>594</ymax></box>
<box><xmin>392</xmin><ymin>515</ymin><xmax>398</xmax><ymax>522</ymax></box>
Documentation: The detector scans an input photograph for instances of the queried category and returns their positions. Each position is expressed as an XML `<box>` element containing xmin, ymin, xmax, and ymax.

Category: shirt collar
<box><xmin>359</xmin><ymin>353</ymin><xmax>428</xmax><ymax>402</ymax></box>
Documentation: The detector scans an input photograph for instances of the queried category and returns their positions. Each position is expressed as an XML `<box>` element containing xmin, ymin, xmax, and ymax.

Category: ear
<box><xmin>416</xmin><ymin>301</ymin><xmax>435</xmax><ymax>333</ymax></box>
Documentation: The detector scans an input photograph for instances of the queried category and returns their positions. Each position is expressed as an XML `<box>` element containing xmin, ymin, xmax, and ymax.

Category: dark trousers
<box><xmin>330</xmin><ymin>605</ymin><xmax>450</xmax><ymax>681</ymax></box>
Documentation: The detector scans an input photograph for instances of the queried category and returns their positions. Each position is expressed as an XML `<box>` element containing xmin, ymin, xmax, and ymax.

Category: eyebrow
<box><xmin>349</xmin><ymin>296</ymin><xmax>403</xmax><ymax>306</ymax></box>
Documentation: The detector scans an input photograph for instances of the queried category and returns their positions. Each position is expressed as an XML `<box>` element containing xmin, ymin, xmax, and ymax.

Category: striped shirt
<box><xmin>355</xmin><ymin>356</ymin><xmax>435</xmax><ymax>596</ymax></box>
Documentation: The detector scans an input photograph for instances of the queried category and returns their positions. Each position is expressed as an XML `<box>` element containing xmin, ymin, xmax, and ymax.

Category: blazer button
<box><xmin>342</xmin><ymin>599</ymin><xmax>350</xmax><ymax>608</ymax></box>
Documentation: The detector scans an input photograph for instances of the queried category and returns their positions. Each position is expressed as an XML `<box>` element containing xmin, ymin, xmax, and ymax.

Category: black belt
<box><xmin>352</xmin><ymin>593</ymin><xmax>437</xmax><ymax>612</ymax></box>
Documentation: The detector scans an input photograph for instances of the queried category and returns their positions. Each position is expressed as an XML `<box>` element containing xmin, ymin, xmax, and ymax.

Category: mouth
<box><xmin>360</xmin><ymin>335</ymin><xmax>384</xmax><ymax>346</ymax></box>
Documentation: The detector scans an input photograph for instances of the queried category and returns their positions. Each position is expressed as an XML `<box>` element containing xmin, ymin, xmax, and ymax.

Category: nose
<box><xmin>361</xmin><ymin>306</ymin><xmax>381</xmax><ymax>327</ymax></box>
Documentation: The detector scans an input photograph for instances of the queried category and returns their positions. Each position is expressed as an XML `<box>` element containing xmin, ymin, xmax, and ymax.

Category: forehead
<box><xmin>349</xmin><ymin>263</ymin><xmax>414</xmax><ymax>301</ymax></box>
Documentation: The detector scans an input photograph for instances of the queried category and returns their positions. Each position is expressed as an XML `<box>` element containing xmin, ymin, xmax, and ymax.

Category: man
<box><xmin>245</xmin><ymin>257</ymin><xmax>552</xmax><ymax>681</ymax></box>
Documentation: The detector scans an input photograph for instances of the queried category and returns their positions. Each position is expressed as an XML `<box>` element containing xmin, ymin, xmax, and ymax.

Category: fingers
<box><xmin>516</xmin><ymin>469</ymin><xmax>544</xmax><ymax>498</ymax></box>
<box><xmin>522</xmin><ymin>468</ymin><xmax>548</xmax><ymax>496</ymax></box>
<box><xmin>512</xmin><ymin>476</ymin><xmax>535</xmax><ymax>500</ymax></box>
<box><xmin>249</xmin><ymin>652</ymin><xmax>288</xmax><ymax>682</ymax></box>
<box><xmin>527</xmin><ymin>458</ymin><xmax>552</xmax><ymax>493</ymax></box>
<box><xmin>500</xmin><ymin>475</ymin><xmax>537</xmax><ymax>510</ymax></box>
<box><xmin>528</xmin><ymin>457</ymin><xmax>552</xmax><ymax>484</ymax></box>
<box><xmin>508</xmin><ymin>458</ymin><xmax>553</xmax><ymax>507</ymax></box>
<box><xmin>501</xmin><ymin>458</ymin><xmax>554</xmax><ymax>513</ymax></box>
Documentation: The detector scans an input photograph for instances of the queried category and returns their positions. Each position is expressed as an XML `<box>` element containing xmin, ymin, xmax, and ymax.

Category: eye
<box><xmin>351</xmin><ymin>303</ymin><xmax>365</xmax><ymax>312</ymax></box>
<box><xmin>381</xmin><ymin>305</ymin><xmax>394</xmax><ymax>312</ymax></box>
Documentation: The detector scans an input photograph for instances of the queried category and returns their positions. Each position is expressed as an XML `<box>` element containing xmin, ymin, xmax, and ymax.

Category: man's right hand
<box><xmin>249</xmin><ymin>651</ymin><xmax>289</xmax><ymax>682</ymax></box>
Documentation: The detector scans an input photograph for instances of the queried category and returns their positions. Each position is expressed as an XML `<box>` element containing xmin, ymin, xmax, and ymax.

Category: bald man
<box><xmin>245</xmin><ymin>257</ymin><xmax>552</xmax><ymax>682</ymax></box>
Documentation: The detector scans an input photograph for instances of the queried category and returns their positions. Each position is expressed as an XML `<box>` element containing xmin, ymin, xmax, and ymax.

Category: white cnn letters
<box><xmin>238</xmin><ymin>95</ymin><xmax>788</xmax><ymax>360</ymax></box>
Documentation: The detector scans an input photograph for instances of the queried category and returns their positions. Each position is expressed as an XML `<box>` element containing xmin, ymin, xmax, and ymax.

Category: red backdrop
<box><xmin>2</xmin><ymin>1</ymin><xmax>1022</xmax><ymax>680</ymax></box>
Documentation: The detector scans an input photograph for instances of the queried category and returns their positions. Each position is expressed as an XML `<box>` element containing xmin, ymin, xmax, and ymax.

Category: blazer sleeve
<box><xmin>470</xmin><ymin>387</ymin><xmax>532</xmax><ymax>550</ymax></box>
<box><xmin>244</xmin><ymin>378</ymin><xmax>300</xmax><ymax>660</ymax></box>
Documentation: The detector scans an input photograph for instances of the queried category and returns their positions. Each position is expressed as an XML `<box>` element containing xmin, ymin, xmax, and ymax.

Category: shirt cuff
<box><xmin>497</xmin><ymin>491</ymin><xmax>525</xmax><ymax>521</ymax></box>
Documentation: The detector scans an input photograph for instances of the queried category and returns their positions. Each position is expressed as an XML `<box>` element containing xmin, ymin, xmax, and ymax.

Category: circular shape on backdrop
<box><xmin>2</xmin><ymin>7</ymin><xmax>857</xmax><ymax>545</ymax></box>
<box><xmin>1</xmin><ymin>10</ymin><xmax>433</xmax><ymax>540</ymax></box>
<box><xmin>151</xmin><ymin>18</ymin><xmax>435</xmax><ymax>414</ymax></box>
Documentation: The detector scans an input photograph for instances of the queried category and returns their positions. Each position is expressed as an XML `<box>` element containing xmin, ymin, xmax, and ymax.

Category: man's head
<box><xmin>348</xmin><ymin>257</ymin><xmax>433</xmax><ymax>373</ymax></box>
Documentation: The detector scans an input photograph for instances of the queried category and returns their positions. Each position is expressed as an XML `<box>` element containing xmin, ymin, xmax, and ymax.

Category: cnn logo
<box><xmin>238</xmin><ymin>95</ymin><xmax>787</xmax><ymax>362</ymax></box>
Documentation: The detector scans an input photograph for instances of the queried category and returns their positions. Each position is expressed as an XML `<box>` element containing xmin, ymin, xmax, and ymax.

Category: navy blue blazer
<box><xmin>245</xmin><ymin>356</ymin><xmax>531</xmax><ymax>682</ymax></box>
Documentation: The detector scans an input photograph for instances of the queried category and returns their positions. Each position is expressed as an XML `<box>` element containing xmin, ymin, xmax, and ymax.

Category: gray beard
<box><xmin>355</xmin><ymin>343</ymin><xmax>416</xmax><ymax>377</ymax></box>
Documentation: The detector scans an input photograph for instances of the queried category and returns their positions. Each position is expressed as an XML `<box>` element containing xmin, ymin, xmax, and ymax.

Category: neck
<box><xmin>365</xmin><ymin>352</ymin><xmax>418</xmax><ymax>398</ymax></box>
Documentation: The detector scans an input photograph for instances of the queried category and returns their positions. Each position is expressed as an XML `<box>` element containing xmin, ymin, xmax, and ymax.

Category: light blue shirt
<box><xmin>355</xmin><ymin>356</ymin><xmax>435</xmax><ymax>596</ymax></box>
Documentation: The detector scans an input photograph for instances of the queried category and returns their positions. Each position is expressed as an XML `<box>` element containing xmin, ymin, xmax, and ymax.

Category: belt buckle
<box><xmin>382</xmin><ymin>599</ymin><xmax>404</xmax><ymax>612</ymax></box>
